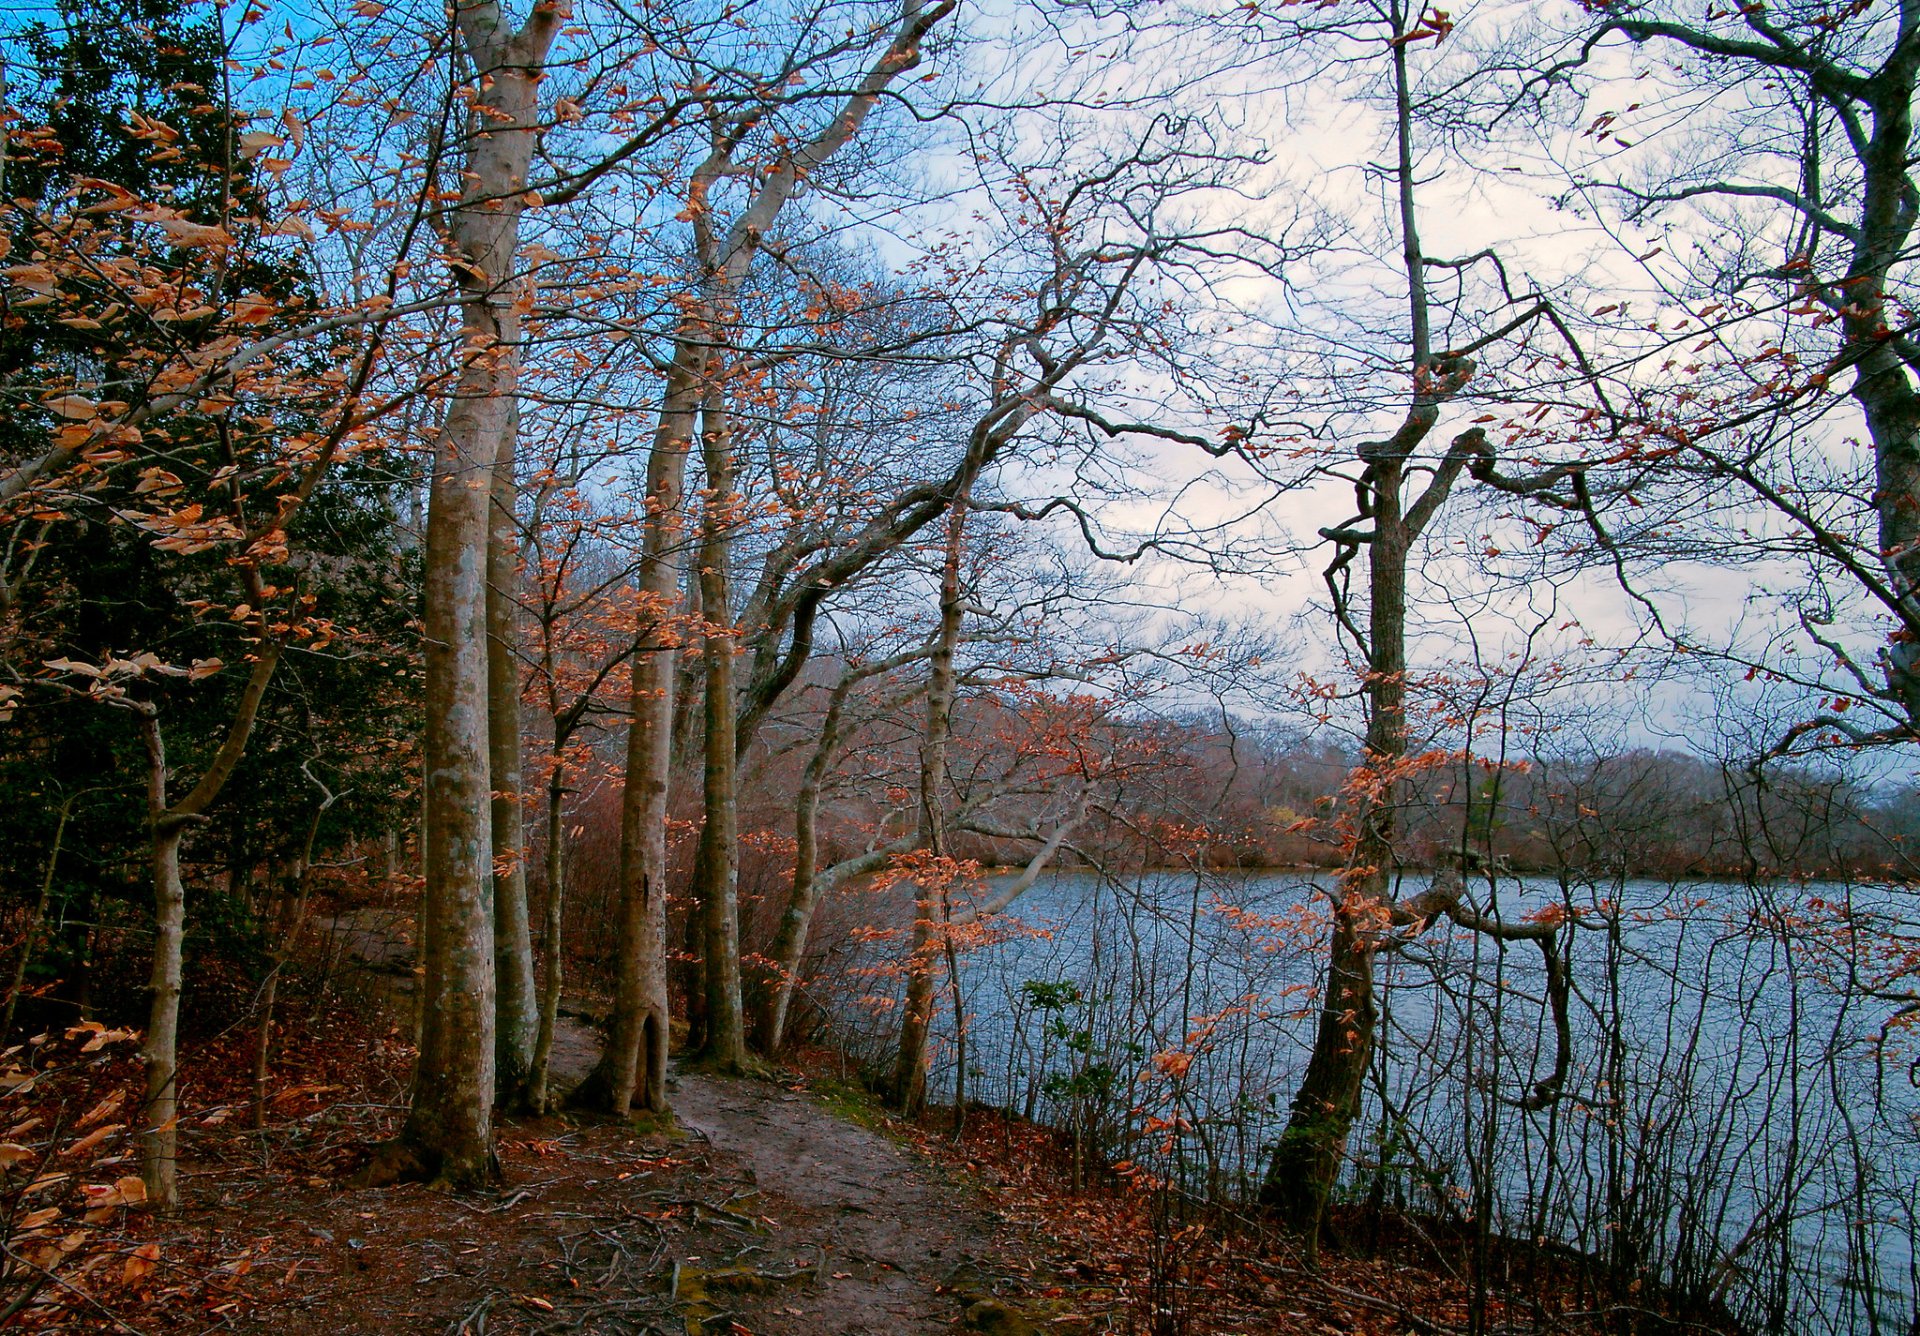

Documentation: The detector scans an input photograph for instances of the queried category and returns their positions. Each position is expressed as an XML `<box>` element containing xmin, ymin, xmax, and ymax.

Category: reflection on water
<box><xmin>830</xmin><ymin>867</ymin><xmax>1920</xmax><ymax>1334</ymax></box>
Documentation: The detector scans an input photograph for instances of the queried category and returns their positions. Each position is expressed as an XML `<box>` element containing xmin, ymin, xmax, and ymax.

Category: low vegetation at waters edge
<box><xmin>3</xmin><ymin>0</ymin><xmax>1918</xmax><ymax>1332</ymax></box>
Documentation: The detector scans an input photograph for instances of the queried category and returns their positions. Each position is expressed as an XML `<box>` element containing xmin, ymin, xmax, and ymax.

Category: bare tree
<box><xmin>376</xmin><ymin>0</ymin><xmax>564</xmax><ymax>1186</ymax></box>
<box><xmin>575</xmin><ymin>0</ymin><xmax>957</xmax><ymax>1109</ymax></box>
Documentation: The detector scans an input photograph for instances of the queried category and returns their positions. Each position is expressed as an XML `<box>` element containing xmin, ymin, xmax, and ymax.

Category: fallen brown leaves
<box><xmin>0</xmin><ymin>987</ymin><xmax>414</xmax><ymax>1332</ymax></box>
<box><xmin>871</xmin><ymin>1095</ymin><xmax>1732</xmax><ymax>1336</ymax></box>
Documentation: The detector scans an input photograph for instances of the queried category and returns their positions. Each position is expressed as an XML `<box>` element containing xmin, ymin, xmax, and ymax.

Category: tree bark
<box><xmin>403</xmin><ymin>367</ymin><xmax>503</xmax><ymax>1183</ymax></box>
<box><xmin>387</xmin><ymin>1</ymin><xmax>558</xmax><ymax>1184</ymax></box>
<box><xmin>758</xmin><ymin>662</ymin><xmax>867</xmax><ymax>1052</ymax></box>
<box><xmin>581</xmin><ymin>0</ymin><xmax>954</xmax><ymax>1108</ymax></box>
<box><xmin>889</xmin><ymin>494</ymin><xmax>969</xmax><ymax>1115</ymax></box>
<box><xmin>694</xmin><ymin>383</ymin><xmax>747</xmax><ymax>1069</ymax></box>
<box><xmin>141</xmin><ymin>806</ymin><xmax>188</xmax><ymax>1210</ymax></box>
<box><xmin>134</xmin><ymin>624</ymin><xmax>282</xmax><ymax>1207</ymax></box>
<box><xmin>1260</xmin><ymin>459</ymin><xmax>1406</xmax><ymax>1240</ymax></box>
<box><xmin>528</xmin><ymin>754</ymin><xmax>566</xmax><ymax>1112</ymax></box>
<box><xmin>489</xmin><ymin>405</ymin><xmax>538</xmax><ymax>1108</ymax></box>
<box><xmin>1261</xmin><ymin>14</ymin><xmax>1475</xmax><ymax>1246</ymax></box>
<box><xmin>571</xmin><ymin>336</ymin><xmax>703</xmax><ymax>1116</ymax></box>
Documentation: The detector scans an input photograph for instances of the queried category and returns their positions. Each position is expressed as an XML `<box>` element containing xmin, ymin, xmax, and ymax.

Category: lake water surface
<box><xmin>847</xmin><ymin>868</ymin><xmax>1920</xmax><ymax>1334</ymax></box>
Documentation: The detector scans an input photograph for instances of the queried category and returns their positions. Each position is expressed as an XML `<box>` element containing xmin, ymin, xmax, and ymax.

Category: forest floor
<box><xmin>13</xmin><ymin>909</ymin><xmax>1557</xmax><ymax>1334</ymax></box>
<box><xmin>171</xmin><ymin>1064</ymin><xmax>1084</xmax><ymax>1336</ymax></box>
<box><xmin>98</xmin><ymin>912</ymin><xmax>1115</xmax><ymax>1335</ymax></box>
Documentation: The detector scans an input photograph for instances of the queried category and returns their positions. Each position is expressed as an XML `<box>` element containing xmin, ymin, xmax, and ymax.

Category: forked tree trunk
<box><xmin>106</xmin><ymin>617</ymin><xmax>279</xmax><ymax>1204</ymax></box>
<box><xmin>489</xmin><ymin>407</ymin><xmax>538</xmax><ymax>1107</ymax></box>
<box><xmin>584</xmin><ymin>0</ymin><xmax>953</xmax><ymax>1111</ymax></box>
<box><xmin>1261</xmin><ymin>17</ymin><xmax>1487</xmax><ymax>1245</ymax></box>
<box><xmin>1260</xmin><ymin>455</ymin><xmax>1407</xmax><ymax>1239</ymax></box>
<box><xmin>134</xmin><ymin>631</ymin><xmax>281</xmax><ymax>1207</ymax></box>
<box><xmin>757</xmin><ymin>713</ymin><xmax>835</xmax><ymax>1053</ymax></box>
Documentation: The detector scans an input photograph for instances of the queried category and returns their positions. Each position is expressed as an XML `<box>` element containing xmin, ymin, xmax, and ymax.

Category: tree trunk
<box><xmin>389</xmin><ymin>8</ymin><xmax>557</xmax><ymax>1181</ymax></box>
<box><xmin>694</xmin><ymin>384</ymin><xmax>746</xmax><ymax>1069</ymax></box>
<box><xmin>572</xmin><ymin>335</ymin><xmax>703</xmax><ymax>1116</ymax></box>
<box><xmin>1845</xmin><ymin>68</ymin><xmax>1920</xmax><ymax>720</ymax></box>
<box><xmin>758</xmin><ymin>674</ymin><xmax>849</xmax><ymax>1052</ymax></box>
<box><xmin>1261</xmin><ymin>454</ymin><xmax>1407</xmax><ymax>1241</ymax></box>
<box><xmin>141</xmin><ymin>814</ymin><xmax>188</xmax><ymax>1209</ymax></box>
<box><xmin>1262</xmin><ymin>19</ymin><xmax>1462</xmax><ymax>1246</ymax></box>
<box><xmin>528</xmin><ymin>755</ymin><xmax>566</xmax><ymax>1112</ymax></box>
<box><xmin>577</xmin><ymin>0</ymin><xmax>953</xmax><ymax>1110</ymax></box>
<box><xmin>489</xmin><ymin>405</ymin><xmax>538</xmax><ymax>1108</ymax></box>
<box><xmin>134</xmin><ymin>630</ymin><xmax>282</xmax><ymax>1206</ymax></box>
<box><xmin>889</xmin><ymin>495</ymin><xmax>968</xmax><ymax>1114</ymax></box>
<box><xmin>400</xmin><ymin>361</ymin><xmax>503</xmax><ymax>1183</ymax></box>
<box><xmin>678</xmin><ymin>575</ymin><xmax>709</xmax><ymax>1053</ymax></box>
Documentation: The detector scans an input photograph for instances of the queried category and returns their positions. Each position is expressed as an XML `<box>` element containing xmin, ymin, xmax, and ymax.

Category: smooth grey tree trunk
<box><xmin>583</xmin><ymin>0</ymin><xmax>954</xmax><ymax>1111</ymax></box>
<box><xmin>889</xmin><ymin>496</ymin><xmax>968</xmax><ymax>1115</ymax></box>
<box><xmin>694</xmin><ymin>385</ymin><xmax>747</xmax><ymax>1069</ymax></box>
<box><xmin>489</xmin><ymin>406</ymin><xmax>538</xmax><ymax>1107</ymax></box>
<box><xmin>382</xmin><ymin>0</ymin><xmax>558</xmax><ymax>1186</ymax></box>
<box><xmin>135</xmin><ymin>635</ymin><xmax>283</xmax><ymax>1207</ymax></box>
<box><xmin>572</xmin><ymin>337</ymin><xmax>701</xmax><ymax>1116</ymax></box>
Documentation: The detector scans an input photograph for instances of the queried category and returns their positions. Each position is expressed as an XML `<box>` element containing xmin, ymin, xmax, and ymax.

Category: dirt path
<box><xmin>670</xmin><ymin>1070</ymin><xmax>1031</xmax><ymax>1334</ymax></box>
<box><xmin>264</xmin><ymin>913</ymin><xmax>1055</xmax><ymax>1333</ymax></box>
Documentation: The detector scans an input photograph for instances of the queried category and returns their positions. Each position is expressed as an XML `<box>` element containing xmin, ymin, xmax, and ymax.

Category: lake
<box><xmin>819</xmin><ymin>867</ymin><xmax>1920</xmax><ymax>1335</ymax></box>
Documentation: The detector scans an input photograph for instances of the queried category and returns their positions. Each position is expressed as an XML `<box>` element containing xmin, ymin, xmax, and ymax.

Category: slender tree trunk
<box><xmin>677</xmin><ymin>576</ymin><xmax>709</xmax><ymax>1053</ymax></box>
<box><xmin>489</xmin><ymin>405</ymin><xmax>538</xmax><ymax>1108</ymax></box>
<box><xmin>134</xmin><ymin>630</ymin><xmax>282</xmax><ymax>1206</ymax></box>
<box><xmin>890</xmin><ymin>495</ymin><xmax>968</xmax><ymax>1115</ymax></box>
<box><xmin>142</xmin><ymin>822</ymin><xmax>188</xmax><ymax>1208</ymax></box>
<box><xmin>1261</xmin><ymin>16</ymin><xmax>1460</xmax><ymax>1245</ymax></box>
<box><xmin>694</xmin><ymin>384</ymin><xmax>746</xmax><ymax>1069</ymax></box>
<box><xmin>573</xmin><ymin>335</ymin><xmax>703</xmax><ymax>1115</ymax></box>
<box><xmin>389</xmin><ymin>7</ymin><xmax>557</xmax><ymax>1181</ymax></box>
<box><xmin>758</xmin><ymin>676</ymin><xmax>850</xmax><ymax>1052</ymax></box>
<box><xmin>579</xmin><ymin>0</ymin><xmax>952</xmax><ymax>1110</ymax></box>
<box><xmin>1259</xmin><ymin>469</ymin><xmax>1405</xmax><ymax>1238</ymax></box>
<box><xmin>139</xmin><ymin>724</ymin><xmax>189</xmax><ymax>1212</ymax></box>
<box><xmin>528</xmin><ymin>752</ymin><xmax>566</xmax><ymax>1111</ymax></box>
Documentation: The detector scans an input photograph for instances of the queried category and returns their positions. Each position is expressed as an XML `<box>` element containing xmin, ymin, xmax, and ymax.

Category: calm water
<box><xmin>871</xmin><ymin>868</ymin><xmax>1920</xmax><ymax>1334</ymax></box>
